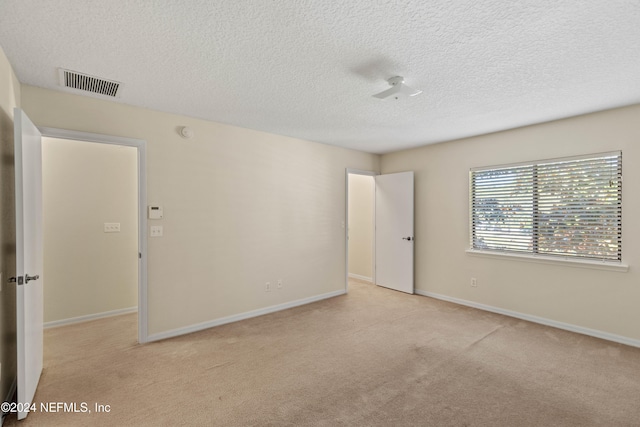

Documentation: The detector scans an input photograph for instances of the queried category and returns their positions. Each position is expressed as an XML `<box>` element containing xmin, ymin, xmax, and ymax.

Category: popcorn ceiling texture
<box><xmin>0</xmin><ymin>0</ymin><xmax>638</xmax><ymax>153</ymax></box>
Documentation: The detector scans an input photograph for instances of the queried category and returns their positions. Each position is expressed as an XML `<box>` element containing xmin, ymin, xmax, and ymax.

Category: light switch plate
<box><xmin>104</xmin><ymin>223</ymin><xmax>121</xmax><ymax>233</ymax></box>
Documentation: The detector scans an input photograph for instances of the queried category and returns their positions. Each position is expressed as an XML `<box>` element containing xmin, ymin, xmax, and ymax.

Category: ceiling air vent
<box><xmin>58</xmin><ymin>68</ymin><xmax>122</xmax><ymax>97</ymax></box>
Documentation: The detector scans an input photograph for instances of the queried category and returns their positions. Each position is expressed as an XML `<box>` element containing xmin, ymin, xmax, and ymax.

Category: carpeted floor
<box><xmin>4</xmin><ymin>280</ymin><xmax>640</xmax><ymax>426</ymax></box>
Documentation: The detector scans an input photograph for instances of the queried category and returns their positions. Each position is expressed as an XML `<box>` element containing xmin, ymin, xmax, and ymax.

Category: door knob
<box><xmin>402</xmin><ymin>237</ymin><xmax>413</xmax><ymax>241</ymax></box>
<box><xmin>25</xmin><ymin>274</ymin><xmax>39</xmax><ymax>284</ymax></box>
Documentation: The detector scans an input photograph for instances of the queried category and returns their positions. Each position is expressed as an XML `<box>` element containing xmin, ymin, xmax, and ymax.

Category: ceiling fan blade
<box><xmin>372</xmin><ymin>85</ymin><xmax>402</xmax><ymax>99</ymax></box>
<box><xmin>398</xmin><ymin>83</ymin><xmax>422</xmax><ymax>97</ymax></box>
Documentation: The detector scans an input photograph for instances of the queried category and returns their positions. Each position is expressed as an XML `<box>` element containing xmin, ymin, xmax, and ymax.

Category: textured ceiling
<box><xmin>0</xmin><ymin>1</ymin><xmax>639</xmax><ymax>154</ymax></box>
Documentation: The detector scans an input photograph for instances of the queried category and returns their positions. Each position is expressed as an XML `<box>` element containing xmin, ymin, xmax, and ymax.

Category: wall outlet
<box><xmin>277</xmin><ymin>279</ymin><xmax>283</xmax><ymax>289</ymax></box>
<box><xmin>471</xmin><ymin>277</ymin><xmax>477</xmax><ymax>287</ymax></box>
<box><xmin>104</xmin><ymin>222</ymin><xmax>121</xmax><ymax>233</ymax></box>
<box><xmin>265</xmin><ymin>282</ymin><xmax>271</xmax><ymax>292</ymax></box>
<box><xmin>150</xmin><ymin>226</ymin><xmax>163</xmax><ymax>237</ymax></box>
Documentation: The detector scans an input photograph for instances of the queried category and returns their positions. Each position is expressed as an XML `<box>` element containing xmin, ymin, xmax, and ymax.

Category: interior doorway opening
<box><xmin>345</xmin><ymin>169</ymin><xmax>415</xmax><ymax>294</ymax></box>
<box><xmin>346</xmin><ymin>170</ymin><xmax>376</xmax><ymax>291</ymax></box>
<box><xmin>42</xmin><ymin>137</ymin><xmax>138</xmax><ymax>330</ymax></box>
<box><xmin>40</xmin><ymin>127</ymin><xmax>148</xmax><ymax>344</ymax></box>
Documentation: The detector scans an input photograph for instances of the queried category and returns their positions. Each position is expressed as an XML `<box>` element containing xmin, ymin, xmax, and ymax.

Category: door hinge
<box><xmin>139</xmin><ymin>252</ymin><xmax>142</xmax><ymax>259</ymax></box>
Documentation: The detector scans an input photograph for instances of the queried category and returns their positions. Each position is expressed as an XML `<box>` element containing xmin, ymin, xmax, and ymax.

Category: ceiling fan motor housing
<box><xmin>388</xmin><ymin>76</ymin><xmax>405</xmax><ymax>86</ymax></box>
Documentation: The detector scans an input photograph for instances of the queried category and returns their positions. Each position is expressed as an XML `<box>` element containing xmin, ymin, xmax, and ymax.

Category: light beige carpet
<box><xmin>4</xmin><ymin>280</ymin><xmax>640</xmax><ymax>426</ymax></box>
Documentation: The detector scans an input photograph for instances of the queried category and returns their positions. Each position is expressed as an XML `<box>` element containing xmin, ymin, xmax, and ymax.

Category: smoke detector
<box><xmin>180</xmin><ymin>126</ymin><xmax>194</xmax><ymax>139</ymax></box>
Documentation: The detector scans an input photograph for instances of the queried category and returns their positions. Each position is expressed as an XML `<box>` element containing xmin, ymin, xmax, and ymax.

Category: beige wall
<box><xmin>348</xmin><ymin>174</ymin><xmax>374</xmax><ymax>280</ymax></box>
<box><xmin>381</xmin><ymin>105</ymin><xmax>640</xmax><ymax>341</ymax></box>
<box><xmin>13</xmin><ymin>59</ymin><xmax>637</xmax><ymax>345</ymax></box>
<box><xmin>0</xmin><ymin>46</ymin><xmax>19</xmax><ymax>402</ymax></box>
<box><xmin>42</xmin><ymin>137</ymin><xmax>138</xmax><ymax>323</ymax></box>
<box><xmin>22</xmin><ymin>85</ymin><xmax>380</xmax><ymax>336</ymax></box>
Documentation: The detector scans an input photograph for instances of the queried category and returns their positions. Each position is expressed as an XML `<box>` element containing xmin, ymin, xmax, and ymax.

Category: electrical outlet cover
<box><xmin>150</xmin><ymin>225</ymin><xmax>163</xmax><ymax>237</ymax></box>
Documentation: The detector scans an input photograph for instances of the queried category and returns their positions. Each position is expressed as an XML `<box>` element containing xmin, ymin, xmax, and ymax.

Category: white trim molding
<box><xmin>345</xmin><ymin>168</ymin><xmax>379</xmax><ymax>177</ymax></box>
<box><xmin>415</xmin><ymin>290</ymin><xmax>640</xmax><ymax>348</ymax></box>
<box><xmin>348</xmin><ymin>273</ymin><xmax>373</xmax><ymax>282</ymax></box>
<box><xmin>466</xmin><ymin>249</ymin><xmax>629</xmax><ymax>272</ymax></box>
<box><xmin>147</xmin><ymin>290</ymin><xmax>346</xmax><ymax>342</ymax></box>
<box><xmin>44</xmin><ymin>307</ymin><xmax>138</xmax><ymax>329</ymax></box>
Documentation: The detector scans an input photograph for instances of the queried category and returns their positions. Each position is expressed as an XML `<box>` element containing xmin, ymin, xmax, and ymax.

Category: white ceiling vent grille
<box><xmin>58</xmin><ymin>68</ymin><xmax>122</xmax><ymax>97</ymax></box>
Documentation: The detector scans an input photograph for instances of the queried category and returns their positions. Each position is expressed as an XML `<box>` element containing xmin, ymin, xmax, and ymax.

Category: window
<box><xmin>470</xmin><ymin>151</ymin><xmax>622</xmax><ymax>262</ymax></box>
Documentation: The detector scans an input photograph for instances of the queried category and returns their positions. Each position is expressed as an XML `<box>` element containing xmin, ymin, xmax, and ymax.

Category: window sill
<box><xmin>465</xmin><ymin>249</ymin><xmax>629</xmax><ymax>272</ymax></box>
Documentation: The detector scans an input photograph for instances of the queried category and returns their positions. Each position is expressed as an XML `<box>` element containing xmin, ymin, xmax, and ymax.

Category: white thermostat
<box><xmin>148</xmin><ymin>206</ymin><xmax>163</xmax><ymax>219</ymax></box>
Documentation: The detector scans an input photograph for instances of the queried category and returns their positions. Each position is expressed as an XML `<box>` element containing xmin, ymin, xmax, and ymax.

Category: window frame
<box><xmin>468</xmin><ymin>151</ymin><xmax>627</xmax><ymax>272</ymax></box>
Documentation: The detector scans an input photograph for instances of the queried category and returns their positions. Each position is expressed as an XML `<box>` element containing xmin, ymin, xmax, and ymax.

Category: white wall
<box><xmin>348</xmin><ymin>174</ymin><xmax>374</xmax><ymax>280</ymax></box>
<box><xmin>22</xmin><ymin>85</ymin><xmax>380</xmax><ymax>337</ymax></box>
<box><xmin>381</xmin><ymin>105</ymin><xmax>640</xmax><ymax>342</ymax></box>
<box><xmin>42</xmin><ymin>137</ymin><xmax>138</xmax><ymax>323</ymax></box>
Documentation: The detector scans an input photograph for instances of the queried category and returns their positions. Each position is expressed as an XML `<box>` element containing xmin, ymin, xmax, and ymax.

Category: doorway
<box><xmin>345</xmin><ymin>169</ymin><xmax>415</xmax><ymax>294</ymax></box>
<box><xmin>39</xmin><ymin>127</ymin><xmax>148</xmax><ymax>343</ymax></box>
<box><xmin>42</xmin><ymin>137</ymin><xmax>136</xmax><ymax>326</ymax></box>
<box><xmin>346</xmin><ymin>169</ymin><xmax>376</xmax><ymax>291</ymax></box>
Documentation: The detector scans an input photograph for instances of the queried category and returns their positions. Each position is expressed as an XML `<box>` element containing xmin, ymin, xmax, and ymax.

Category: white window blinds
<box><xmin>470</xmin><ymin>152</ymin><xmax>622</xmax><ymax>262</ymax></box>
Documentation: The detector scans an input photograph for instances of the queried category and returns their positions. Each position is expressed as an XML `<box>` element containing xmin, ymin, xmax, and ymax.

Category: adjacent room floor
<box><xmin>5</xmin><ymin>280</ymin><xmax>640</xmax><ymax>426</ymax></box>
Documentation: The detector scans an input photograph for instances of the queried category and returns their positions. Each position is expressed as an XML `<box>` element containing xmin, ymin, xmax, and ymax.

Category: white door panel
<box><xmin>375</xmin><ymin>171</ymin><xmax>414</xmax><ymax>294</ymax></box>
<box><xmin>14</xmin><ymin>108</ymin><xmax>44</xmax><ymax>420</ymax></box>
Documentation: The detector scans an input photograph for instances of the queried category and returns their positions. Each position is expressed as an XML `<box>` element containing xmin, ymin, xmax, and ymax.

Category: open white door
<box><xmin>375</xmin><ymin>171</ymin><xmax>414</xmax><ymax>294</ymax></box>
<box><xmin>14</xmin><ymin>108</ymin><xmax>44</xmax><ymax>420</ymax></box>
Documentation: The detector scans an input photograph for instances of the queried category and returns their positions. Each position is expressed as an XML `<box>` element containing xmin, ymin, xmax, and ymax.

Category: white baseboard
<box><xmin>1</xmin><ymin>377</ymin><xmax>16</xmax><ymax>426</ymax></box>
<box><xmin>44</xmin><ymin>307</ymin><xmax>138</xmax><ymax>329</ymax></box>
<box><xmin>415</xmin><ymin>290</ymin><xmax>640</xmax><ymax>348</ymax></box>
<box><xmin>348</xmin><ymin>273</ymin><xmax>372</xmax><ymax>282</ymax></box>
<box><xmin>147</xmin><ymin>289</ymin><xmax>346</xmax><ymax>342</ymax></box>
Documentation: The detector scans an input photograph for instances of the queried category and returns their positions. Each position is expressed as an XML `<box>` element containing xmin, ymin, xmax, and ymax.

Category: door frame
<box><xmin>39</xmin><ymin>127</ymin><xmax>148</xmax><ymax>344</ymax></box>
<box><xmin>345</xmin><ymin>168</ymin><xmax>378</xmax><ymax>293</ymax></box>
